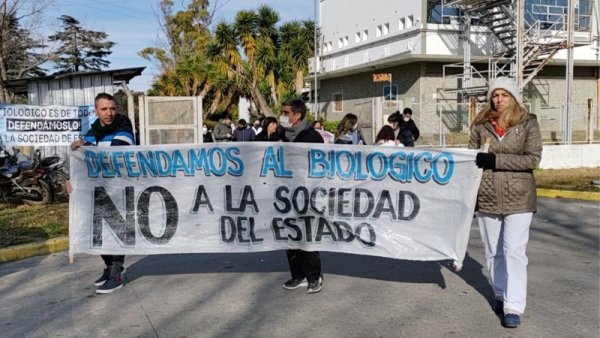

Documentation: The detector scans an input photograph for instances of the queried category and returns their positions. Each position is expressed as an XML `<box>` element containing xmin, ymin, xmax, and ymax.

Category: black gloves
<box><xmin>476</xmin><ymin>153</ymin><xmax>496</xmax><ymax>170</ymax></box>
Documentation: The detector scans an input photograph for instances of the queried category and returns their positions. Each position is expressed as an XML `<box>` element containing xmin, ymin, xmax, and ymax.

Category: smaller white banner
<box><xmin>0</xmin><ymin>104</ymin><xmax>97</xmax><ymax>146</ymax></box>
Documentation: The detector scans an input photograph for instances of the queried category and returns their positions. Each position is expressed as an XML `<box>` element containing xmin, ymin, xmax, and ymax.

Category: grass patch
<box><xmin>535</xmin><ymin>167</ymin><xmax>600</xmax><ymax>192</ymax></box>
<box><xmin>0</xmin><ymin>167</ymin><xmax>597</xmax><ymax>248</ymax></box>
<box><xmin>0</xmin><ymin>202</ymin><xmax>68</xmax><ymax>248</ymax></box>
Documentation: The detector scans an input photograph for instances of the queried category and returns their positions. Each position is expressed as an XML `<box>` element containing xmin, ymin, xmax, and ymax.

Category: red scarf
<box><xmin>490</xmin><ymin>118</ymin><xmax>506</xmax><ymax>137</ymax></box>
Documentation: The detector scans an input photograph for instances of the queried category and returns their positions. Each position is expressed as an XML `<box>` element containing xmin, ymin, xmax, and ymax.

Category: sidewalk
<box><xmin>0</xmin><ymin>197</ymin><xmax>598</xmax><ymax>337</ymax></box>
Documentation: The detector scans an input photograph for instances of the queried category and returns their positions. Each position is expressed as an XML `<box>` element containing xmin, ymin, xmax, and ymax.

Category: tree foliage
<box><xmin>139</xmin><ymin>0</ymin><xmax>212</xmax><ymax>97</ymax></box>
<box><xmin>48</xmin><ymin>15</ymin><xmax>115</xmax><ymax>73</ymax></box>
<box><xmin>143</xmin><ymin>2</ymin><xmax>315</xmax><ymax>118</ymax></box>
<box><xmin>0</xmin><ymin>0</ymin><xmax>54</xmax><ymax>103</ymax></box>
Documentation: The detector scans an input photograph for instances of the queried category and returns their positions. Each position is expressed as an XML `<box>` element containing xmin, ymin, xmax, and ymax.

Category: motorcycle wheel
<box><xmin>53</xmin><ymin>170</ymin><xmax>69</xmax><ymax>197</ymax></box>
<box><xmin>20</xmin><ymin>178</ymin><xmax>52</xmax><ymax>205</ymax></box>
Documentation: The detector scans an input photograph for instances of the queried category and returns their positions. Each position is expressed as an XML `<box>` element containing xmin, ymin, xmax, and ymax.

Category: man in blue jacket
<box><xmin>70</xmin><ymin>92</ymin><xmax>135</xmax><ymax>294</ymax></box>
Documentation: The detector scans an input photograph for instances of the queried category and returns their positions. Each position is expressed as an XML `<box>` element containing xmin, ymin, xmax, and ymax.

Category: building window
<box><xmin>325</xmin><ymin>41</ymin><xmax>332</xmax><ymax>52</ymax></box>
<box><xmin>338</xmin><ymin>38</ymin><xmax>343</xmax><ymax>48</ymax></box>
<box><xmin>399</xmin><ymin>17</ymin><xmax>405</xmax><ymax>30</ymax></box>
<box><xmin>383</xmin><ymin>84</ymin><xmax>398</xmax><ymax>101</ymax></box>
<box><xmin>333</xmin><ymin>92</ymin><xmax>343</xmax><ymax>112</ymax></box>
<box><xmin>343</xmin><ymin>36</ymin><xmax>348</xmax><ymax>47</ymax></box>
<box><xmin>376</xmin><ymin>25</ymin><xmax>382</xmax><ymax>37</ymax></box>
<box><xmin>407</xmin><ymin>15</ymin><xmax>414</xmax><ymax>28</ymax></box>
<box><xmin>383</xmin><ymin>23</ymin><xmax>389</xmax><ymax>35</ymax></box>
<box><xmin>355</xmin><ymin>32</ymin><xmax>361</xmax><ymax>43</ymax></box>
<box><xmin>362</xmin><ymin>29</ymin><xmax>368</xmax><ymax>41</ymax></box>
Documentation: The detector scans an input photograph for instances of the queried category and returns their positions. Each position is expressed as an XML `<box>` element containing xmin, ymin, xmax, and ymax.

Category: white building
<box><xmin>310</xmin><ymin>0</ymin><xmax>600</xmax><ymax>145</ymax></box>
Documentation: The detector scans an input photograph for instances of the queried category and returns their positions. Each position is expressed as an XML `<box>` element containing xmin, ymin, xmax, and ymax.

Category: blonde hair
<box><xmin>471</xmin><ymin>89</ymin><xmax>527</xmax><ymax>130</ymax></box>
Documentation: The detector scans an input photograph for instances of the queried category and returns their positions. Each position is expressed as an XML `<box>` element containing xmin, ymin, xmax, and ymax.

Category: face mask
<box><xmin>280</xmin><ymin>115</ymin><xmax>291</xmax><ymax>128</ymax></box>
<box><xmin>403</xmin><ymin>116</ymin><xmax>410</xmax><ymax>122</ymax></box>
<box><xmin>202</xmin><ymin>127</ymin><xmax>208</xmax><ymax>135</ymax></box>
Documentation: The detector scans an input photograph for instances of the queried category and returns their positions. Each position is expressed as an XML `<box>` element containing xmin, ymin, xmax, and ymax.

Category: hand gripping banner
<box><xmin>69</xmin><ymin>143</ymin><xmax>482</xmax><ymax>268</ymax></box>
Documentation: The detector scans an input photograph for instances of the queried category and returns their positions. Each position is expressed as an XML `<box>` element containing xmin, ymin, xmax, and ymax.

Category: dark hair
<box><xmin>261</xmin><ymin>116</ymin><xmax>278</xmax><ymax>131</ymax></box>
<box><xmin>311</xmin><ymin>120</ymin><xmax>322</xmax><ymax>128</ymax></box>
<box><xmin>282</xmin><ymin>99</ymin><xmax>307</xmax><ymax>120</ymax></box>
<box><xmin>403</xmin><ymin>108</ymin><xmax>413</xmax><ymax>115</ymax></box>
<box><xmin>238</xmin><ymin>119</ymin><xmax>247</xmax><ymax>126</ymax></box>
<box><xmin>387</xmin><ymin>112</ymin><xmax>401</xmax><ymax>123</ymax></box>
<box><xmin>375</xmin><ymin>125</ymin><xmax>396</xmax><ymax>144</ymax></box>
<box><xmin>94</xmin><ymin>93</ymin><xmax>116</xmax><ymax>108</ymax></box>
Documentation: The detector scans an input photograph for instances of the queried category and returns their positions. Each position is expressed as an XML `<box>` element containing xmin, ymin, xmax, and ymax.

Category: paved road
<box><xmin>1</xmin><ymin>198</ymin><xmax>598</xmax><ymax>337</ymax></box>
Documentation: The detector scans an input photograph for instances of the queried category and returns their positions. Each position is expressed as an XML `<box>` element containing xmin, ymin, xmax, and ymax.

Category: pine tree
<box><xmin>49</xmin><ymin>15</ymin><xmax>115</xmax><ymax>73</ymax></box>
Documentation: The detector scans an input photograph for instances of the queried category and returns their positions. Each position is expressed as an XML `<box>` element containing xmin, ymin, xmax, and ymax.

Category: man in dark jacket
<box><xmin>70</xmin><ymin>93</ymin><xmax>135</xmax><ymax>294</ymax></box>
<box><xmin>402</xmin><ymin>108</ymin><xmax>420</xmax><ymax>142</ymax></box>
<box><xmin>232</xmin><ymin>119</ymin><xmax>256</xmax><ymax>141</ymax></box>
<box><xmin>388</xmin><ymin>112</ymin><xmax>414</xmax><ymax>147</ymax></box>
<box><xmin>280</xmin><ymin>99</ymin><xmax>324</xmax><ymax>293</ymax></box>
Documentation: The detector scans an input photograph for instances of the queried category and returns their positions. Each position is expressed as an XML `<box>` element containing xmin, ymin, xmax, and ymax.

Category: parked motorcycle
<box><xmin>0</xmin><ymin>148</ymin><xmax>53</xmax><ymax>205</ymax></box>
<box><xmin>34</xmin><ymin>150</ymin><xmax>69</xmax><ymax>199</ymax></box>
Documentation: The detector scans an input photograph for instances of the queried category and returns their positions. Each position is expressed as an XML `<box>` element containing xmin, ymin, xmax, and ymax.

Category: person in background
<box><xmin>251</xmin><ymin>118</ymin><xmax>263</xmax><ymax>135</ymax></box>
<box><xmin>232</xmin><ymin>119</ymin><xmax>255</xmax><ymax>142</ymax></box>
<box><xmin>311</xmin><ymin>120</ymin><xmax>323</xmax><ymax>130</ymax></box>
<box><xmin>279</xmin><ymin>99</ymin><xmax>324</xmax><ymax>293</ymax></box>
<box><xmin>69</xmin><ymin>92</ymin><xmax>135</xmax><ymax>294</ymax></box>
<box><xmin>255</xmin><ymin>117</ymin><xmax>284</xmax><ymax>142</ymax></box>
<box><xmin>402</xmin><ymin>108</ymin><xmax>420</xmax><ymax>142</ymax></box>
<box><xmin>375</xmin><ymin>125</ymin><xmax>403</xmax><ymax>147</ymax></box>
<box><xmin>334</xmin><ymin>113</ymin><xmax>367</xmax><ymax>145</ymax></box>
<box><xmin>388</xmin><ymin>112</ymin><xmax>414</xmax><ymax>147</ymax></box>
<box><xmin>311</xmin><ymin>120</ymin><xmax>334</xmax><ymax>143</ymax></box>
<box><xmin>213</xmin><ymin>114</ymin><xmax>233</xmax><ymax>142</ymax></box>
<box><xmin>469</xmin><ymin>77</ymin><xmax>542</xmax><ymax>329</ymax></box>
<box><xmin>202</xmin><ymin>123</ymin><xmax>214</xmax><ymax>143</ymax></box>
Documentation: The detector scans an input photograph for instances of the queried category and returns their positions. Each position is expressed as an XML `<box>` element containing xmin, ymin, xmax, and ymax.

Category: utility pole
<box><xmin>313</xmin><ymin>0</ymin><xmax>319</xmax><ymax>119</ymax></box>
<box><xmin>564</xmin><ymin>0</ymin><xmax>575</xmax><ymax>144</ymax></box>
<box><xmin>515</xmin><ymin>0</ymin><xmax>525</xmax><ymax>91</ymax></box>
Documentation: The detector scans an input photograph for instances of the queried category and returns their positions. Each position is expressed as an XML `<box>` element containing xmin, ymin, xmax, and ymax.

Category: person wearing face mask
<box><xmin>334</xmin><ymin>113</ymin><xmax>367</xmax><ymax>145</ymax></box>
<box><xmin>251</xmin><ymin>118</ymin><xmax>263</xmax><ymax>135</ymax></box>
<box><xmin>213</xmin><ymin>114</ymin><xmax>234</xmax><ymax>142</ymax></box>
<box><xmin>387</xmin><ymin>112</ymin><xmax>414</xmax><ymax>147</ymax></box>
<box><xmin>402</xmin><ymin>108</ymin><xmax>420</xmax><ymax>142</ymax></box>
<box><xmin>279</xmin><ymin>99</ymin><xmax>324</xmax><ymax>293</ymax></box>
<box><xmin>202</xmin><ymin>123</ymin><xmax>214</xmax><ymax>143</ymax></box>
<box><xmin>469</xmin><ymin>77</ymin><xmax>542</xmax><ymax>329</ymax></box>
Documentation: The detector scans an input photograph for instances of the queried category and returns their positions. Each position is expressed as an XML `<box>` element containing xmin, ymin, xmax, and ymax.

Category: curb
<box><xmin>537</xmin><ymin>188</ymin><xmax>600</xmax><ymax>201</ymax></box>
<box><xmin>1</xmin><ymin>189</ymin><xmax>597</xmax><ymax>264</ymax></box>
<box><xmin>0</xmin><ymin>236</ymin><xmax>69</xmax><ymax>263</ymax></box>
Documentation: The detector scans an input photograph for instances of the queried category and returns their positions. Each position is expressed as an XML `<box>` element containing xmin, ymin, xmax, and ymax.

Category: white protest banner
<box><xmin>0</xmin><ymin>104</ymin><xmax>96</xmax><ymax>146</ymax></box>
<box><xmin>69</xmin><ymin>143</ymin><xmax>481</xmax><ymax>267</ymax></box>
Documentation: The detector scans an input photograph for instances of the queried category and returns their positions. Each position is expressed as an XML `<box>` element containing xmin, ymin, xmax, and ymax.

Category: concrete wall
<box><xmin>539</xmin><ymin>144</ymin><xmax>600</xmax><ymax>169</ymax></box>
<box><xmin>319</xmin><ymin>61</ymin><xmax>598</xmax><ymax>145</ymax></box>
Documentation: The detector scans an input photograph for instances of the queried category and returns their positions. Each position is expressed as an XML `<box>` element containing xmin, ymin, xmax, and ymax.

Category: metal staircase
<box><xmin>441</xmin><ymin>0</ymin><xmax>592</xmax><ymax>97</ymax></box>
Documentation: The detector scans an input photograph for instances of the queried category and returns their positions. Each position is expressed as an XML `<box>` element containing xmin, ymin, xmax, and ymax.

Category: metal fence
<box><xmin>405</xmin><ymin>101</ymin><xmax>599</xmax><ymax>148</ymax></box>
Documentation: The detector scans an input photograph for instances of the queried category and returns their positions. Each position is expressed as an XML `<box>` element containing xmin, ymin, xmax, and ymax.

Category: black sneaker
<box><xmin>94</xmin><ymin>266</ymin><xmax>126</xmax><ymax>287</ymax></box>
<box><xmin>282</xmin><ymin>278</ymin><xmax>308</xmax><ymax>290</ymax></box>
<box><xmin>96</xmin><ymin>274</ymin><xmax>123</xmax><ymax>294</ymax></box>
<box><xmin>93</xmin><ymin>268</ymin><xmax>111</xmax><ymax>286</ymax></box>
<box><xmin>306</xmin><ymin>276</ymin><xmax>322</xmax><ymax>293</ymax></box>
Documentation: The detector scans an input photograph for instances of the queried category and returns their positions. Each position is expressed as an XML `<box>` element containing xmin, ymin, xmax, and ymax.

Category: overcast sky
<box><xmin>44</xmin><ymin>0</ymin><xmax>315</xmax><ymax>91</ymax></box>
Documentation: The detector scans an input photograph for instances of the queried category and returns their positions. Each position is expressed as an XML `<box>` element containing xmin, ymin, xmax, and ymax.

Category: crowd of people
<box><xmin>204</xmin><ymin>105</ymin><xmax>421</xmax><ymax>148</ymax></box>
<box><xmin>71</xmin><ymin>77</ymin><xmax>540</xmax><ymax>329</ymax></box>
